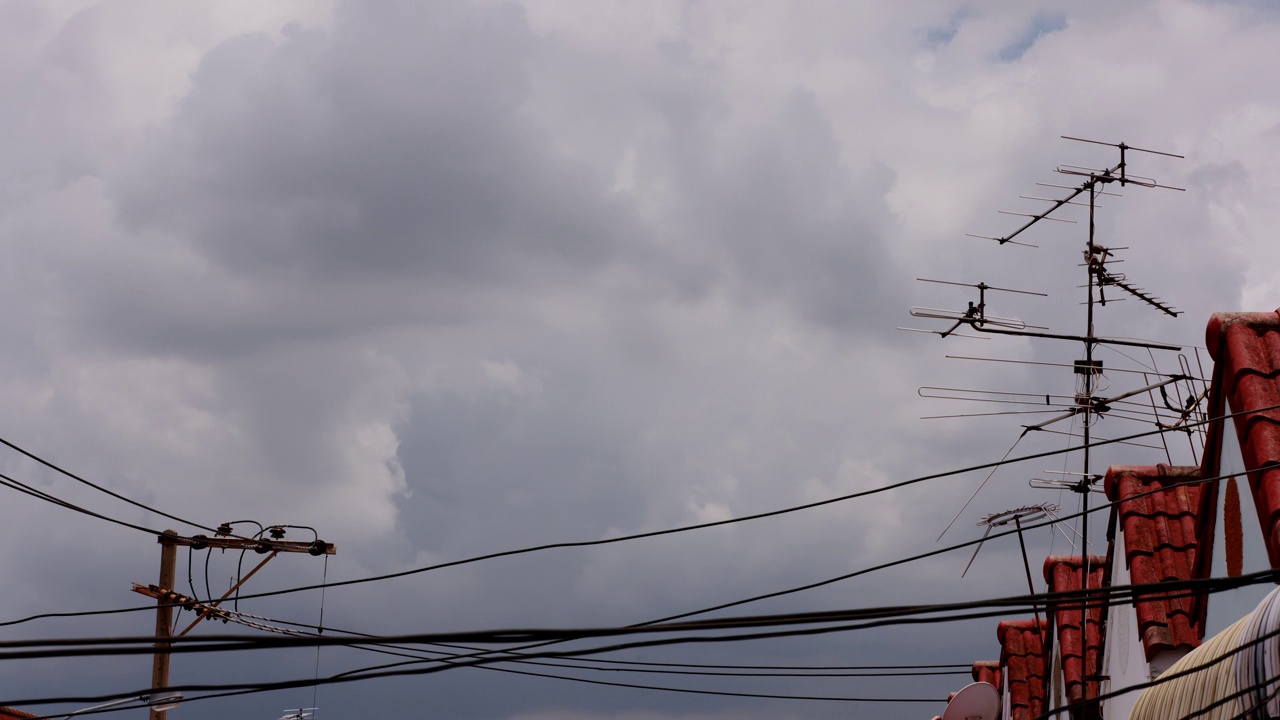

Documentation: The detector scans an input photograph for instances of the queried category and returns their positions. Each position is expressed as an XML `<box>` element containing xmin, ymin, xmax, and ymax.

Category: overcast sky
<box><xmin>3</xmin><ymin>1</ymin><xmax>1280</xmax><ymax>719</ymax></box>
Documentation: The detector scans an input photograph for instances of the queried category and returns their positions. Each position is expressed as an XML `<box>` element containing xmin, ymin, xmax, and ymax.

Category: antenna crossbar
<box><xmin>916</xmin><ymin>278</ymin><xmax>1048</xmax><ymax>297</ymax></box>
<box><xmin>1060</xmin><ymin>135</ymin><xmax>1185</xmax><ymax>159</ymax></box>
<box><xmin>1037</xmin><ymin>182</ymin><xmax>1122</xmax><ymax>197</ymax></box>
<box><xmin>1020</xmin><ymin>195</ymin><xmax>1098</xmax><ymax>208</ymax></box>
<box><xmin>999</xmin><ymin>210</ymin><xmax>1077</xmax><ymax>224</ymax></box>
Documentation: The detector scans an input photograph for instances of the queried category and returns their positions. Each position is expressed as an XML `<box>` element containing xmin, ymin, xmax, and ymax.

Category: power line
<box><xmin>10</xmin><ymin>579</ymin><xmax>1280</xmax><ymax>711</ymax></box>
<box><xmin>1</xmin><ymin>569</ymin><xmax>1272</xmax><ymax>664</ymax></box>
<box><xmin>0</xmin><ymin>434</ymin><xmax>219</xmax><ymax>534</ymax></box>
<box><xmin>337</xmin><ymin>462</ymin><xmax>1255</xmax><ymax>677</ymax></box>
<box><xmin>207</xmin><ymin>605</ymin><xmax>972</xmax><ymax>677</ymax></box>
<box><xmin>192</xmin><ymin>404</ymin><xmax>1277</xmax><ymax>606</ymax></box>
<box><xmin>0</xmin><ymin>470</ymin><xmax>163</xmax><ymax>535</ymax></box>
<box><xmin>635</xmin><ymin>460</ymin><xmax>1260</xmax><ymax>626</ymax></box>
<box><xmin>0</xmin><ymin>435</ymin><xmax>1256</xmax><ymax>646</ymax></box>
<box><xmin>338</xmin><ymin>660</ymin><xmax>945</xmax><ymax>703</ymax></box>
<box><xmin>284</xmin><ymin>571</ymin><xmax>1280</xmax><ymax>688</ymax></box>
<box><xmin>154</xmin><ymin>607</ymin><xmax>966</xmax><ymax>715</ymax></box>
<box><xmin>0</xmin><ymin>471</ymin><xmax>1147</xmax><ymax>640</ymax></box>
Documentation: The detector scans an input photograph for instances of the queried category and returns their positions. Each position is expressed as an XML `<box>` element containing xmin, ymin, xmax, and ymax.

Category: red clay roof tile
<box><xmin>971</xmin><ymin>659</ymin><xmax>1002</xmax><ymax>690</ymax></box>
<box><xmin>1104</xmin><ymin>464</ymin><xmax>1211</xmax><ymax>661</ymax></box>
<box><xmin>997</xmin><ymin>618</ymin><xmax>1049</xmax><ymax>720</ymax></box>
<box><xmin>1043</xmin><ymin>555</ymin><xmax>1106</xmax><ymax>714</ymax></box>
<box><xmin>1206</xmin><ymin>310</ymin><xmax>1280</xmax><ymax>567</ymax></box>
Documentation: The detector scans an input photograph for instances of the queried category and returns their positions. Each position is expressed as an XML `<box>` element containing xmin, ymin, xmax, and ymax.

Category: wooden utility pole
<box><xmin>139</xmin><ymin>529</ymin><xmax>335</xmax><ymax>718</ymax></box>
<box><xmin>149</xmin><ymin>530</ymin><xmax>178</xmax><ymax>720</ymax></box>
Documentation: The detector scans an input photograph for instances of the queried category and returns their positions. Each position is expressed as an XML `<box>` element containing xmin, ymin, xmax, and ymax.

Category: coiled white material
<box><xmin>1128</xmin><ymin>613</ymin><xmax>1248</xmax><ymax>720</ymax></box>
<box><xmin>1129</xmin><ymin>586</ymin><xmax>1280</xmax><ymax>720</ymax></box>
<box><xmin>1234</xmin><ymin>586</ymin><xmax>1280</xmax><ymax>719</ymax></box>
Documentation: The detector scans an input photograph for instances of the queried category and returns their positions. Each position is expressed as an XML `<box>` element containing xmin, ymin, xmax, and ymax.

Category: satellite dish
<box><xmin>941</xmin><ymin>682</ymin><xmax>1000</xmax><ymax>720</ymax></box>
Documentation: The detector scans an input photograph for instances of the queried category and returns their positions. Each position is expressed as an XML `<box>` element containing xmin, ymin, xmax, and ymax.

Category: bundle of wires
<box><xmin>1129</xmin><ymin>587</ymin><xmax>1280</xmax><ymax>720</ymax></box>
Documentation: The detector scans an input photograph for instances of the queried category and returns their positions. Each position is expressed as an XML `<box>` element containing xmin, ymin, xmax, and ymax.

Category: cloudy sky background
<box><xmin>3</xmin><ymin>1</ymin><xmax>1280</xmax><ymax>718</ymax></box>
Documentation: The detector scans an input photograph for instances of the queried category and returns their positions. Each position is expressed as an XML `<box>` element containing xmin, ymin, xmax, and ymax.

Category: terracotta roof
<box><xmin>1205</xmin><ymin>309</ymin><xmax>1280</xmax><ymax>568</ymax></box>
<box><xmin>0</xmin><ymin>708</ymin><xmax>39</xmax><ymax>719</ymax></box>
<box><xmin>971</xmin><ymin>659</ymin><xmax>1002</xmax><ymax>690</ymax></box>
<box><xmin>997</xmin><ymin>618</ymin><xmax>1049</xmax><ymax>720</ymax></box>
<box><xmin>1043</xmin><ymin>555</ymin><xmax>1107</xmax><ymax>716</ymax></box>
<box><xmin>1104</xmin><ymin>464</ymin><xmax>1211</xmax><ymax>661</ymax></box>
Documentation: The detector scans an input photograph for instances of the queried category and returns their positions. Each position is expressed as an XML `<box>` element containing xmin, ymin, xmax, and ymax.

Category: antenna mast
<box><xmin>905</xmin><ymin>136</ymin><xmax>1190</xmax><ymax>693</ymax></box>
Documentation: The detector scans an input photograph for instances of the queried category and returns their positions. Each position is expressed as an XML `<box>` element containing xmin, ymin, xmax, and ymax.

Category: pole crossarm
<box><xmin>137</xmin><ymin>548</ymin><xmax>281</xmax><ymax>637</ymax></box>
<box><xmin>136</xmin><ymin>529</ymin><xmax>334</xmax><ymax>718</ymax></box>
<box><xmin>156</xmin><ymin>532</ymin><xmax>336</xmax><ymax>556</ymax></box>
<box><xmin>132</xmin><ymin>585</ymin><xmax>228</xmax><ymax>620</ymax></box>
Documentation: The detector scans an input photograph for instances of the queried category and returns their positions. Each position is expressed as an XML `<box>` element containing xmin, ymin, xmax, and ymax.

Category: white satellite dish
<box><xmin>941</xmin><ymin>681</ymin><xmax>1000</xmax><ymax>720</ymax></box>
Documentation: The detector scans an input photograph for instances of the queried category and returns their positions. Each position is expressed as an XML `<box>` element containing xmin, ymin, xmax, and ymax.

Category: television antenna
<box><xmin>280</xmin><ymin>709</ymin><xmax>318</xmax><ymax>720</ymax></box>
<box><xmin>962</xmin><ymin>503</ymin><xmax>1061</xmax><ymax>634</ymax></box>
<box><xmin>907</xmin><ymin>136</ymin><xmax>1193</xmax><ymax>675</ymax></box>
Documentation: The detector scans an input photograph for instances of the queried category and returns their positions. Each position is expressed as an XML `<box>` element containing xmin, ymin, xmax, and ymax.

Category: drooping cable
<box><xmin>311</xmin><ymin>554</ymin><xmax>328</xmax><ymax>713</ymax></box>
<box><xmin>0</xmin><ymin>447</ymin><xmax>1257</xmax><ymax>644</ymax></box>
<box><xmin>0</xmin><ymin>471</ymin><xmax>163</xmax><ymax>535</ymax></box>
<box><xmin>206</xmin><ymin>604</ymin><xmax>973</xmax><ymax>678</ymax></box>
<box><xmin>627</xmin><ymin>461</ymin><xmax>1260</xmax><ymax>628</ymax></box>
<box><xmin>1</xmin><ymin>569</ymin><xmax>1273</xmax><ymax>664</ymax></box>
<box><xmin>12</xmin><ymin>590</ymin><xmax>1280</xmax><ymax>712</ymax></box>
<box><xmin>0</xmin><ymin>434</ymin><xmax>218</xmax><ymax>533</ymax></box>
<box><xmin>207</xmin><ymin>405</ymin><xmax>1280</xmax><ymax>606</ymax></box>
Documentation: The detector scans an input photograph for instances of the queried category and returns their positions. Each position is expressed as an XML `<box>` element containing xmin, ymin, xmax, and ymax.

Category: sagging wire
<box><xmin>311</xmin><ymin>553</ymin><xmax>328</xmax><ymax>714</ymax></box>
<box><xmin>936</xmin><ymin>431</ymin><xmax>1027</xmax><ymax>541</ymax></box>
<box><xmin>9</xmin><ymin>573</ymin><xmax>1280</xmax><ymax>712</ymax></box>
<box><xmin>231</xmin><ymin>523</ymin><xmax>316</xmax><ymax>613</ymax></box>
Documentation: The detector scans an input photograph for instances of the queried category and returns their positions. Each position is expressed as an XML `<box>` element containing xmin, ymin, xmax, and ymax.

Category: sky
<box><xmin>3</xmin><ymin>1</ymin><xmax>1280</xmax><ymax>718</ymax></box>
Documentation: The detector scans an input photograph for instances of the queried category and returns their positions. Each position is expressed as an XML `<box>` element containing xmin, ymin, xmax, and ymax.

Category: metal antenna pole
<box><xmin>1080</xmin><ymin>180</ymin><xmax>1100</xmax><ymax>660</ymax></box>
<box><xmin>905</xmin><ymin>138</ymin><xmax>1185</xmax><ymax>701</ymax></box>
<box><xmin>1014</xmin><ymin>515</ymin><xmax>1043</xmax><ymax>633</ymax></box>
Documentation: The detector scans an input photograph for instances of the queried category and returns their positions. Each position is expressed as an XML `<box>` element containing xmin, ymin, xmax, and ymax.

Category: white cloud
<box><xmin>4</xmin><ymin>2</ymin><xmax>1280</xmax><ymax>719</ymax></box>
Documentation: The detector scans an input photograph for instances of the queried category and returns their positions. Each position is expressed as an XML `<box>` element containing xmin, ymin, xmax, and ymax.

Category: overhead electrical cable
<box><xmin>632</xmin><ymin>461</ymin><xmax>1261</xmax><ymax>626</ymax></box>
<box><xmin>11</xmin><ymin>597</ymin><xmax>1280</xmax><ymax>713</ymax></box>
<box><xmin>0</xmin><ymin>443</ymin><xmax>1260</xmax><ymax>642</ymax></box>
<box><xmin>205</xmin><ymin>606</ymin><xmax>972</xmax><ymax>678</ymax></box>
<box><xmin>196</xmin><ymin>403</ymin><xmax>1280</xmax><ymax>606</ymax></box>
<box><xmin>328</xmin><ymin>462</ymin><xmax>1260</xmax><ymax>676</ymax></box>
<box><xmin>0</xmin><ymin>434</ymin><xmax>224</xmax><ymax>535</ymax></box>
<box><xmin>194</xmin><ymin>614</ymin><xmax>965</xmax><ymax>704</ymax></box>
<box><xmin>99</xmin><ymin>607</ymin><xmax>961</xmax><ymax>718</ymax></box>
<box><xmin>1</xmin><ymin>569</ymin><xmax>1273</xmax><ymax>664</ymax></box>
<box><xmin>0</xmin><ymin>470</ymin><xmax>164</xmax><ymax>535</ymax></box>
<box><xmin>333</xmin><ymin>661</ymin><xmax>942</xmax><ymax>703</ymax></box>
<box><xmin>232</xmin><ymin>604</ymin><xmax>973</xmax><ymax>671</ymax></box>
<box><xmin>247</xmin><ymin>570</ymin><xmax>1280</xmax><ymax>684</ymax></box>
<box><xmin>0</xmin><ymin>470</ymin><xmax>1160</xmax><ymax>639</ymax></box>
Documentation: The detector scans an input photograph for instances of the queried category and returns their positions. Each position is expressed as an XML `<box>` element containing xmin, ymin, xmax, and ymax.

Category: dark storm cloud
<box><xmin>115</xmin><ymin>2</ymin><xmax>625</xmax><ymax>280</ymax></box>
<box><xmin>8</xmin><ymin>2</ymin><xmax>1280</xmax><ymax>720</ymax></box>
<box><xmin>94</xmin><ymin>0</ymin><xmax>900</xmax><ymax>365</ymax></box>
